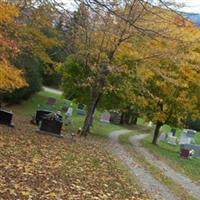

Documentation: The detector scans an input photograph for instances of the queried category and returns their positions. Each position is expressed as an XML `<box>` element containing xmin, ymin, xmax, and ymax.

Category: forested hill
<box><xmin>182</xmin><ymin>12</ymin><xmax>200</xmax><ymax>27</ymax></box>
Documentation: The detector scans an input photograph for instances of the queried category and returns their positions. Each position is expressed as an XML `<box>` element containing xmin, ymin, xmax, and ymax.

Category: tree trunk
<box><xmin>81</xmin><ymin>62</ymin><xmax>109</xmax><ymax>136</ymax></box>
<box><xmin>81</xmin><ymin>90</ymin><xmax>101</xmax><ymax>136</ymax></box>
<box><xmin>152</xmin><ymin>121</ymin><xmax>163</xmax><ymax>145</ymax></box>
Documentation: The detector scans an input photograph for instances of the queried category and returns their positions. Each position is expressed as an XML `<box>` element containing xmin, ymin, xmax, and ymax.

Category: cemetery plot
<box><xmin>0</xmin><ymin>109</ymin><xmax>14</xmax><ymax>127</ymax></box>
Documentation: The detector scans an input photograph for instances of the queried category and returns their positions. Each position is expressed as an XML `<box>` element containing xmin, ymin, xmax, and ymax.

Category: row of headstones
<box><xmin>100</xmin><ymin>111</ymin><xmax>121</xmax><ymax>124</ymax></box>
<box><xmin>43</xmin><ymin>98</ymin><xmax>85</xmax><ymax>116</ymax></box>
<box><xmin>159</xmin><ymin>129</ymin><xmax>200</xmax><ymax>158</ymax></box>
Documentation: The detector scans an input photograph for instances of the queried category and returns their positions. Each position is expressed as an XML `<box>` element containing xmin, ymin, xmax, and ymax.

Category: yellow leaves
<box><xmin>153</xmin><ymin>112</ymin><xmax>166</xmax><ymax>123</ymax></box>
<box><xmin>0</xmin><ymin>3</ymin><xmax>19</xmax><ymax>23</ymax></box>
<box><xmin>0</xmin><ymin>116</ymin><xmax>149</xmax><ymax>200</ymax></box>
<box><xmin>0</xmin><ymin>62</ymin><xmax>27</xmax><ymax>92</ymax></box>
<box><xmin>137</xmin><ymin>66</ymin><xmax>155</xmax><ymax>82</ymax></box>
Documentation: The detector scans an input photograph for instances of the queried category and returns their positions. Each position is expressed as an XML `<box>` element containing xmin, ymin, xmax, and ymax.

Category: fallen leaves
<box><xmin>0</xmin><ymin>115</ymin><xmax>149</xmax><ymax>200</ymax></box>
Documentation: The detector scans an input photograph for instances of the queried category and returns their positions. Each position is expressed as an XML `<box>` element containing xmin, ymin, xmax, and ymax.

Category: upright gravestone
<box><xmin>167</xmin><ymin>135</ymin><xmax>177</xmax><ymax>145</ymax></box>
<box><xmin>77</xmin><ymin>103</ymin><xmax>85</xmax><ymax>115</ymax></box>
<box><xmin>100</xmin><ymin>111</ymin><xmax>111</xmax><ymax>123</ymax></box>
<box><xmin>0</xmin><ymin>109</ymin><xmax>14</xmax><ymax>127</ymax></box>
<box><xmin>39</xmin><ymin>118</ymin><xmax>63</xmax><ymax>135</ymax></box>
<box><xmin>39</xmin><ymin>112</ymin><xmax>63</xmax><ymax>136</ymax></box>
<box><xmin>179</xmin><ymin>129</ymin><xmax>196</xmax><ymax>145</ymax></box>
<box><xmin>110</xmin><ymin>111</ymin><xmax>121</xmax><ymax>124</ymax></box>
<box><xmin>171</xmin><ymin>128</ymin><xmax>176</xmax><ymax>136</ymax></box>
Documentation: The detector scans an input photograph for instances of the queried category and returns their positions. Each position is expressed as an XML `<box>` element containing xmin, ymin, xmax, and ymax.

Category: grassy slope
<box><xmin>10</xmin><ymin>90</ymin><xmax>123</xmax><ymax>137</ymax></box>
<box><xmin>0</xmin><ymin>90</ymin><xmax>149</xmax><ymax>199</ymax></box>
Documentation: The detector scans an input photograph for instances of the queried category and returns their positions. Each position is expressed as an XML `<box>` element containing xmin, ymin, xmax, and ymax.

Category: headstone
<box><xmin>171</xmin><ymin>128</ymin><xmax>176</xmax><ymax>136</ymax></box>
<box><xmin>0</xmin><ymin>109</ymin><xmax>14</xmax><ymax>127</ymax></box>
<box><xmin>61</xmin><ymin>106</ymin><xmax>68</xmax><ymax>113</ymax></box>
<box><xmin>186</xmin><ymin>129</ymin><xmax>196</xmax><ymax>138</ymax></box>
<box><xmin>179</xmin><ymin>136</ymin><xmax>192</xmax><ymax>145</ymax></box>
<box><xmin>39</xmin><ymin>118</ymin><xmax>62</xmax><ymax>135</ymax></box>
<box><xmin>100</xmin><ymin>111</ymin><xmax>110</xmax><ymax>123</ymax></box>
<box><xmin>35</xmin><ymin>110</ymin><xmax>52</xmax><ymax>125</ymax></box>
<box><xmin>77</xmin><ymin>103</ymin><xmax>85</xmax><ymax>115</ymax></box>
<box><xmin>180</xmin><ymin>148</ymin><xmax>190</xmax><ymax>159</ymax></box>
<box><xmin>47</xmin><ymin>97</ymin><xmax>56</xmax><ymax>106</ymax></box>
<box><xmin>180</xmin><ymin>144</ymin><xmax>200</xmax><ymax>158</ymax></box>
<box><xmin>110</xmin><ymin>111</ymin><xmax>121</xmax><ymax>124</ymax></box>
<box><xmin>159</xmin><ymin>133</ymin><xmax>166</xmax><ymax>142</ymax></box>
<box><xmin>179</xmin><ymin>129</ymin><xmax>196</xmax><ymax>145</ymax></box>
<box><xmin>148</xmin><ymin>121</ymin><xmax>153</xmax><ymax>127</ymax></box>
<box><xmin>65</xmin><ymin>107</ymin><xmax>73</xmax><ymax>117</ymax></box>
<box><xmin>167</xmin><ymin>135</ymin><xmax>177</xmax><ymax>145</ymax></box>
<box><xmin>167</xmin><ymin>131</ymin><xmax>173</xmax><ymax>138</ymax></box>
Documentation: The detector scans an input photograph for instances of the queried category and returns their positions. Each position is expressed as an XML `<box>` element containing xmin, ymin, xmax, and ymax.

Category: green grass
<box><xmin>142</xmin><ymin>135</ymin><xmax>200</xmax><ymax>185</ymax></box>
<box><xmin>10</xmin><ymin>89</ymin><xmax>123</xmax><ymax>137</ymax></box>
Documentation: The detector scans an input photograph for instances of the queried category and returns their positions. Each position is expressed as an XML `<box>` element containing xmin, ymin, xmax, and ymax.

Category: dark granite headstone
<box><xmin>110</xmin><ymin>111</ymin><xmax>121</xmax><ymax>124</ymax></box>
<box><xmin>0</xmin><ymin>110</ymin><xmax>14</xmax><ymax>127</ymax></box>
<box><xmin>171</xmin><ymin>128</ymin><xmax>176</xmax><ymax>136</ymax></box>
<box><xmin>35</xmin><ymin>110</ymin><xmax>52</xmax><ymax>125</ymax></box>
<box><xmin>77</xmin><ymin>104</ymin><xmax>85</xmax><ymax>115</ymax></box>
<box><xmin>39</xmin><ymin>118</ymin><xmax>62</xmax><ymax>135</ymax></box>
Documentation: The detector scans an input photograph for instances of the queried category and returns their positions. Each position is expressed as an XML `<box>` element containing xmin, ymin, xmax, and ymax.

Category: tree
<box><xmin>0</xmin><ymin>3</ymin><xmax>27</xmax><ymax>92</ymax></box>
<box><xmin>133</xmin><ymin>22</ymin><xmax>200</xmax><ymax>144</ymax></box>
<box><xmin>60</xmin><ymin>0</ymin><xmax>184</xmax><ymax>135</ymax></box>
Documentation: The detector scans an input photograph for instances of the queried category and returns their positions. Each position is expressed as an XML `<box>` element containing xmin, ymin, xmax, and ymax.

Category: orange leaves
<box><xmin>0</xmin><ymin>116</ymin><xmax>149</xmax><ymax>200</ymax></box>
<box><xmin>0</xmin><ymin>62</ymin><xmax>27</xmax><ymax>92</ymax></box>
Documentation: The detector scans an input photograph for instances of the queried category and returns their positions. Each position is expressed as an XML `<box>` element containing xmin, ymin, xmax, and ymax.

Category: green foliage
<box><xmin>59</xmin><ymin>56</ymin><xmax>91</xmax><ymax>103</ymax></box>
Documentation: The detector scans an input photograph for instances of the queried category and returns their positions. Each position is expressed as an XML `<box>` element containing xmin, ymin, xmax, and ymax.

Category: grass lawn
<box><xmin>141</xmin><ymin>135</ymin><xmax>200</xmax><ymax>185</ymax></box>
<box><xmin>10</xmin><ymin>89</ymin><xmax>123</xmax><ymax>138</ymax></box>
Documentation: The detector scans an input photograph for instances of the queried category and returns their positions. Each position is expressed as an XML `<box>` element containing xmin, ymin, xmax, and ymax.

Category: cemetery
<box><xmin>1</xmin><ymin>0</ymin><xmax>200</xmax><ymax>199</ymax></box>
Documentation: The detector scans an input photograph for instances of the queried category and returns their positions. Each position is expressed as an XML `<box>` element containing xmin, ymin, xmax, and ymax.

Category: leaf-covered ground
<box><xmin>0</xmin><ymin>115</ymin><xmax>149</xmax><ymax>200</ymax></box>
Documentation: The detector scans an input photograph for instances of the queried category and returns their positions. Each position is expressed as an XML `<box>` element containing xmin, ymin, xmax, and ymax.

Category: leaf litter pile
<box><xmin>0</xmin><ymin>116</ymin><xmax>149</xmax><ymax>200</ymax></box>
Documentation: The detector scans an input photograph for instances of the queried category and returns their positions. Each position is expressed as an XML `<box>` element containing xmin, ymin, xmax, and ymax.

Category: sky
<box><xmin>62</xmin><ymin>0</ymin><xmax>200</xmax><ymax>14</ymax></box>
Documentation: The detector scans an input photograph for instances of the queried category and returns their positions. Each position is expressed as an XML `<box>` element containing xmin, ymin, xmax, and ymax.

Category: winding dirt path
<box><xmin>109</xmin><ymin>130</ymin><xmax>179</xmax><ymax>200</ymax></box>
<box><xmin>130</xmin><ymin>134</ymin><xmax>200</xmax><ymax>200</ymax></box>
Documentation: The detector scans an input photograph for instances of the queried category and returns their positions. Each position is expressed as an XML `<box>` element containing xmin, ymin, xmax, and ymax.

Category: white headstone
<box><xmin>167</xmin><ymin>131</ymin><xmax>173</xmax><ymax>137</ymax></box>
<box><xmin>179</xmin><ymin>137</ymin><xmax>192</xmax><ymax>145</ymax></box>
<box><xmin>66</xmin><ymin>107</ymin><xmax>73</xmax><ymax>117</ymax></box>
<box><xmin>100</xmin><ymin>111</ymin><xmax>110</xmax><ymax>123</ymax></box>
<box><xmin>148</xmin><ymin>121</ymin><xmax>153</xmax><ymax>127</ymax></box>
<box><xmin>167</xmin><ymin>136</ymin><xmax>177</xmax><ymax>145</ymax></box>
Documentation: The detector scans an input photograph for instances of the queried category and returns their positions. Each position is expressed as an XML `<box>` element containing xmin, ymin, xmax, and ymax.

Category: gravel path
<box><xmin>130</xmin><ymin>134</ymin><xmax>200</xmax><ymax>200</ymax></box>
<box><xmin>109</xmin><ymin>130</ymin><xmax>178</xmax><ymax>200</ymax></box>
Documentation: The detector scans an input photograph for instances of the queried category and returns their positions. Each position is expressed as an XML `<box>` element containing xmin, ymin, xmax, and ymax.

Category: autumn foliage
<box><xmin>0</xmin><ymin>3</ymin><xmax>27</xmax><ymax>92</ymax></box>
